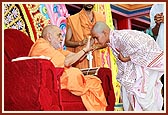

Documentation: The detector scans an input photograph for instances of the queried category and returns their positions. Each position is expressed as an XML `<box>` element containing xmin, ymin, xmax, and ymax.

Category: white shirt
<box><xmin>150</xmin><ymin>4</ymin><xmax>165</xmax><ymax>51</ymax></box>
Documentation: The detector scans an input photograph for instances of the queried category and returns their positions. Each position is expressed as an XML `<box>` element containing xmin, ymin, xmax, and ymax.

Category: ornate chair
<box><xmin>4</xmin><ymin>29</ymin><xmax>115</xmax><ymax>111</ymax></box>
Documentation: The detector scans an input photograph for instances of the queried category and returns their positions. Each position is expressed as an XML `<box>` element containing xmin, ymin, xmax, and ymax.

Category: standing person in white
<box><xmin>150</xmin><ymin>4</ymin><xmax>164</xmax><ymax>51</ymax></box>
<box><xmin>150</xmin><ymin>4</ymin><xmax>165</xmax><ymax>110</ymax></box>
<box><xmin>91</xmin><ymin>21</ymin><xmax>164</xmax><ymax>111</ymax></box>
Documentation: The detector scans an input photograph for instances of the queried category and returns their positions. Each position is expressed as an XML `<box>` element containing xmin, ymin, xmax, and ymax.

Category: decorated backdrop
<box><xmin>94</xmin><ymin>4</ymin><xmax>121</xmax><ymax>109</ymax></box>
<box><xmin>4</xmin><ymin>3</ymin><xmax>69</xmax><ymax>47</ymax></box>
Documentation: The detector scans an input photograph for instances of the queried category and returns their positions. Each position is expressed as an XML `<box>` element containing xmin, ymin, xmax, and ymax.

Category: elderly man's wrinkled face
<box><xmin>83</xmin><ymin>4</ymin><xmax>95</xmax><ymax>11</ymax></box>
<box><xmin>50</xmin><ymin>30</ymin><xmax>63</xmax><ymax>49</ymax></box>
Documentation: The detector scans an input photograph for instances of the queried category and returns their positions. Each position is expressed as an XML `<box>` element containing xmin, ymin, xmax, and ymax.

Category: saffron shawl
<box><xmin>28</xmin><ymin>38</ymin><xmax>107</xmax><ymax>111</ymax></box>
<box><xmin>67</xmin><ymin>9</ymin><xmax>105</xmax><ymax>68</ymax></box>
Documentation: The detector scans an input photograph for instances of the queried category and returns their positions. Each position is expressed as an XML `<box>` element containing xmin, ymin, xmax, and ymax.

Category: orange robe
<box><xmin>67</xmin><ymin>9</ymin><xmax>106</xmax><ymax>69</ymax></box>
<box><xmin>28</xmin><ymin>38</ymin><xmax>107</xmax><ymax>111</ymax></box>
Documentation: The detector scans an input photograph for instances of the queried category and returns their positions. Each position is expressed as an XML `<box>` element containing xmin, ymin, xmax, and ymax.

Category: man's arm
<box><xmin>152</xmin><ymin>23</ymin><xmax>161</xmax><ymax>36</ymax></box>
<box><xmin>65</xmin><ymin>26</ymin><xmax>87</xmax><ymax>47</ymax></box>
<box><xmin>64</xmin><ymin>49</ymin><xmax>87</xmax><ymax>67</ymax></box>
<box><xmin>64</xmin><ymin>37</ymin><xmax>94</xmax><ymax>67</ymax></box>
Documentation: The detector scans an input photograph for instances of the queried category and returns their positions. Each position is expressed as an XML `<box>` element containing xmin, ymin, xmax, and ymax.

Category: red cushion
<box><xmin>4</xmin><ymin>60</ymin><xmax>42</xmax><ymax>110</ymax></box>
<box><xmin>61</xmin><ymin>89</ymin><xmax>82</xmax><ymax>102</ymax></box>
<box><xmin>4</xmin><ymin>59</ymin><xmax>64</xmax><ymax>111</ymax></box>
<box><xmin>4</xmin><ymin>29</ymin><xmax>33</xmax><ymax>62</ymax></box>
<box><xmin>97</xmin><ymin>68</ymin><xmax>116</xmax><ymax>111</ymax></box>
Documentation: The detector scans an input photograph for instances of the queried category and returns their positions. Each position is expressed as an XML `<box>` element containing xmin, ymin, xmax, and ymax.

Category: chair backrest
<box><xmin>4</xmin><ymin>29</ymin><xmax>34</xmax><ymax>63</ymax></box>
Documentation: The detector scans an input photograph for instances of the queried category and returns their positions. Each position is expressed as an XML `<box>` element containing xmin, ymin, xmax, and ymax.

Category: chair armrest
<box><xmin>4</xmin><ymin>59</ymin><xmax>64</xmax><ymax>111</ymax></box>
<box><xmin>97</xmin><ymin>67</ymin><xmax>116</xmax><ymax>111</ymax></box>
<box><xmin>80</xmin><ymin>67</ymin><xmax>116</xmax><ymax>110</ymax></box>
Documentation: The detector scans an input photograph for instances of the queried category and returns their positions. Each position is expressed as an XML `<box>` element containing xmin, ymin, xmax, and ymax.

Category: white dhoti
<box><xmin>107</xmin><ymin>29</ymin><xmax>164</xmax><ymax>111</ymax></box>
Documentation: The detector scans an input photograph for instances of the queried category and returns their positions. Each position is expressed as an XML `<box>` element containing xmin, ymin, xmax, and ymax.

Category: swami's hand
<box><xmin>83</xmin><ymin>36</ymin><xmax>94</xmax><ymax>53</ymax></box>
<box><xmin>91</xmin><ymin>43</ymin><xmax>107</xmax><ymax>51</ymax></box>
<box><xmin>79</xmin><ymin>37</ymin><xmax>88</xmax><ymax>46</ymax></box>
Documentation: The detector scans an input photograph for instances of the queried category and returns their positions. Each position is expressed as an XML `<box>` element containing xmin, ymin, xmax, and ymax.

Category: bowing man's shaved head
<box><xmin>92</xmin><ymin>21</ymin><xmax>110</xmax><ymax>34</ymax></box>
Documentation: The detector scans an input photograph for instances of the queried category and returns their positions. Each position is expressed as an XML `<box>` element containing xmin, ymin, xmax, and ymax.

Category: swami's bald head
<box><xmin>42</xmin><ymin>25</ymin><xmax>60</xmax><ymax>39</ymax></box>
<box><xmin>42</xmin><ymin>25</ymin><xmax>63</xmax><ymax>49</ymax></box>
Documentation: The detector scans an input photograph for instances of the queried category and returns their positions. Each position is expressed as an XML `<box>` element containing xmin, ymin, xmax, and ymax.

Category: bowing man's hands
<box><xmin>116</xmin><ymin>49</ymin><xmax>131</xmax><ymax>62</ymax></box>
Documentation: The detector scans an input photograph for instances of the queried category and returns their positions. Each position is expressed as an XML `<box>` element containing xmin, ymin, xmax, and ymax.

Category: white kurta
<box><xmin>150</xmin><ymin>4</ymin><xmax>165</xmax><ymax>51</ymax></box>
<box><xmin>107</xmin><ymin>30</ymin><xmax>164</xmax><ymax>111</ymax></box>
